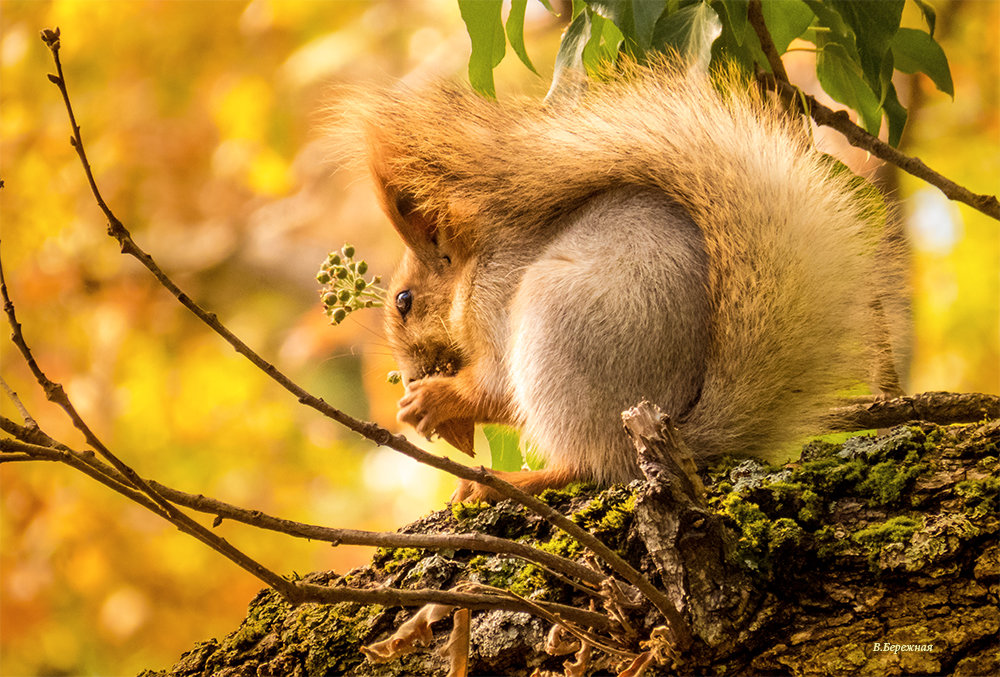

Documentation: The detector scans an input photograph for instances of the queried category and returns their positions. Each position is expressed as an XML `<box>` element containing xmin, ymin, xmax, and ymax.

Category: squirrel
<box><xmin>344</xmin><ymin>62</ymin><xmax>903</xmax><ymax>502</ymax></box>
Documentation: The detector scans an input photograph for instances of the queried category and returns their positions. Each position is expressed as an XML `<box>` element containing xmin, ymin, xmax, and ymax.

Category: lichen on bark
<box><xmin>141</xmin><ymin>420</ymin><xmax>999</xmax><ymax>677</ymax></box>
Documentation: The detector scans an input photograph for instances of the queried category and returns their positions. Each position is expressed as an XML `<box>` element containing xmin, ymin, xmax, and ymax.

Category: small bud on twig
<box><xmin>40</xmin><ymin>27</ymin><xmax>61</xmax><ymax>50</ymax></box>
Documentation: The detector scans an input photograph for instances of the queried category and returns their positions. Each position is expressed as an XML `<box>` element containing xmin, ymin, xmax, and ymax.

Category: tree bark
<box><xmin>140</xmin><ymin>416</ymin><xmax>999</xmax><ymax>677</ymax></box>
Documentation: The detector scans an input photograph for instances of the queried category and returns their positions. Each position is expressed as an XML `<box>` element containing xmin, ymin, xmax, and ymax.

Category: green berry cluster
<box><xmin>317</xmin><ymin>244</ymin><xmax>385</xmax><ymax>324</ymax></box>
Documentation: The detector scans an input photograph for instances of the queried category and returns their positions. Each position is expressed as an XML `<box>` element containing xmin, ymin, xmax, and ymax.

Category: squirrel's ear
<box><xmin>367</xmin><ymin>147</ymin><xmax>439</xmax><ymax>256</ymax></box>
<box><xmin>382</xmin><ymin>187</ymin><xmax>441</xmax><ymax>259</ymax></box>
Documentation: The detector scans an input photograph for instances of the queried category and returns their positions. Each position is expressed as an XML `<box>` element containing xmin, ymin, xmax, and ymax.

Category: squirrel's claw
<box><xmin>398</xmin><ymin>377</ymin><xmax>476</xmax><ymax>456</ymax></box>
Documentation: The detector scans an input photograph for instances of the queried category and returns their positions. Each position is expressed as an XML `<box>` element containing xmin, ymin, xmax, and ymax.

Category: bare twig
<box><xmin>38</xmin><ymin>27</ymin><xmax>678</xmax><ymax>631</ymax></box>
<box><xmin>462</xmin><ymin>583</ymin><xmax>636</xmax><ymax>659</ymax></box>
<box><xmin>0</xmin><ymin>437</ymin><xmax>611</xmax><ymax>629</ymax></box>
<box><xmin>757</xmin><ymin>73</ymin><xmax>1000</xmax><ymax>221</ymax></box>
<box><xmin>1</xmin><ymin>376</ymin><xmax>40</xmax><ymax>430</ymax></box>
<box><xmin>747</xmin><ymin>0</ymin><xmax>789</xmax><ymax>83</ymax></box>
<box><xmin>1</xmin><ymin>258</ymin><xmax>307</xmax><ymax>602</ymax></box>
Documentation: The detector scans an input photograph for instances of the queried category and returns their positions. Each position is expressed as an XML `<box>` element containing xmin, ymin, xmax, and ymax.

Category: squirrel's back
<box><xmin>351</xmin><ymin>62</ymin><xmax>897</xmax><ymax>476</ymax></box>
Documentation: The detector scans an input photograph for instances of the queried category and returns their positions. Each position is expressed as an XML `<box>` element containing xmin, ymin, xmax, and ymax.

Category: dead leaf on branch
<box><xmin>563</xmin><ymin>640</ymin><xmax>592</xmax><ymax>677</ymax></box>
<box><xmin>360</xmin><ymin>602</ymin><xmax>453</xmax><ymax>663</ymax></box>
<box><xmin>437</xmin><ymin>607</ymin><xmax>471</xmax><ymax>677</ymax></box>
<box><xmin>617</xmin><ymin>650</ymin><xmax>654</xmax><ymax>677</ymax></box>
<box><xmin>544</xmin><ymin>624</ymin><xmax>580</xmax><ymax>656</ymax></box>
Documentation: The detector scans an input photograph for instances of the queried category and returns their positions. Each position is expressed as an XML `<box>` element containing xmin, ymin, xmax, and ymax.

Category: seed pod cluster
<box><xmin>317</xmin><ymin>244</ymin><xmax>385</xmax><ymax>324</ymax></box>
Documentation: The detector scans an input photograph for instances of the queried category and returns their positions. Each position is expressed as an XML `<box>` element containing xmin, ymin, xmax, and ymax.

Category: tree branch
<box><xmin>826</xmin><ymin>391</ymin><xmax>1000</xmax><ymax>431</ymax></box>
<box><xmin>757</xmin><ymin>72</ymin><xmax>1000</xmax><ymax>221</ymax></box>
<box><xmin>0</xmin><ymin>438</ymin><xmax>612</xmax><ymax>630</ymax></box>
<box><xmin>747</xmin><ymin>0</ymin><xmax>789</xmax><ymax>83</ymax></box>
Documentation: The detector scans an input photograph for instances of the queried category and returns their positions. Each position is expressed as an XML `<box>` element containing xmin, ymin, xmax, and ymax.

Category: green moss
<box><xmin>568</xmin><ymin>485</ymin><xmax>637</xmax><ymax>549</ymax></box>
<box><xmin>538</xmin><ymin>532</ymin><xmax>583</xmax><ymax>560</ymax></box>
<box><xmin>798</xmin><ymin>489</ymin><xmax>822</xmax><ymax>523</ymax></box>
<box><xmin>225</xmin><ymin>590</ymin><xmax>287</xmax><ymax>650</ymax></box>
<box><xmin>538</xmin><ymin>481</ymin><xmax>596</xmax><ymax>504</ymax></box>
<box><xmin>373</xmin><ymin>547</ymin><xmax>424</xmax><ymax>573</ymax></box>
<box><xmin>767</xmin><ymin>518</ymin><xmax>806</xmax><ymax>556</ymax></box>
<box><xmin>955</xmin><ymin>478</ymin><xmax>999</xmax><ymax>519</ymax></box>
<box><xmin>719</xmin><ymin>493</ymin><xmax>771</xmax><ymax>568</ymax></box>
<box><xmin>467</xmin><ymin>555</ymin><xmax>551</xmax><ymax>599</ymax></box>
<box><xmin>814</xmin><ymin>525</ymin><xmax>846</xmax><ymax>559</ymax></box>
<box><xmin>858</xmin><ymin>458</ymin><xmax>927</xmax><ymax>505</ymax></box>
<box><xmin>451</xmin><ymin>500</ymin><xmax>487</xmax><ymax>521</ymax></box>
<box><xmin>852</xmin><ymin>516</ymin><xmax>919</xmax><ymax>559</ymax></box>
<box><xmin>298</xmin><ymin>602</ymin><xmax>383</xmax><ymax>675</ymax></box>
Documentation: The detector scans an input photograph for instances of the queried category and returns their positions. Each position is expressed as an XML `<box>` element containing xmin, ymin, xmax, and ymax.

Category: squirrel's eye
<box><xmin>395</xmin><ymin>290</ymin><xmax>413</xmax><ymax>319</ymax></box>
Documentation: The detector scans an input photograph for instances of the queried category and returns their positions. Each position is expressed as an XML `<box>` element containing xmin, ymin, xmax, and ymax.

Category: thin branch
<box><xmin>1</xmin><ymin>376</ymin><xmax>41</xmax><ymax>430</ymax></box>
<box><xmin>747</xmin><ymin>0</ymin><xmax>789</xmax><ymax>83</ymax></box>
<box><xmin>1</xmin><ymin>255</ymin><xmax>303</xmax><ymax>603</ymax></box>
<box><xmin>290</xmin><ymin>581</ymin><xmax>612</xmax><ymax>629</ymax></box>
<box><xmin>462</xmin><ymin>582</ymin><xmax>637</xmax><ymax>659</ymax></box>
<box><xmin>0</xmin><ymin>437</ymin><xmax>611</xmax><ymax>629</ymax></box>
<box><xmin>1</xmin><ymin>418</ymin><xmax>604</xmax><ymax>590</ymax></box>
<box><xmin>38</xmin><ymin>27</ymin><xmax>676</xmax><ymax>630</ymax></box>
<box><xmin>758</xmin><ymin>73</ymin><xmax>1000</xmax><ymax>222</ymax></box>
<box><xmin>145</xmin><ymin>479</ymin><xmax>608</xmax><ymax>589</ymax></box>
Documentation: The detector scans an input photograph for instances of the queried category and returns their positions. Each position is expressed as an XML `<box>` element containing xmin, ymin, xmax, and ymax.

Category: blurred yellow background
<box><xmin>0</xmin><ymin>1</ymin><xmax>996</xmax><ymax>675</ymax></box>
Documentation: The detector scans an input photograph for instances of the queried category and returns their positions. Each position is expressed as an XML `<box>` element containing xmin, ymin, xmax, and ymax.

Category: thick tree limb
<box><xmin>827</xmin><ymin>391</ymin><xmax>999</xmax><ymax>431</ymax></box>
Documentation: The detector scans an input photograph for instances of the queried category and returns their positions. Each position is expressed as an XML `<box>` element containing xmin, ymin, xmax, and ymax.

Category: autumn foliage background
<box><xmin>0</xmin><ymin>1</ymin><xmax>997</xmax><ymax>675</ymax></box>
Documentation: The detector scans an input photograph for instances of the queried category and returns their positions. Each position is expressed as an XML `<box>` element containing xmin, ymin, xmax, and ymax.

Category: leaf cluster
<box><xmin>462</xmin><ymin>0</ymin><xmax>953</xmax><ymax>147</ymax></box>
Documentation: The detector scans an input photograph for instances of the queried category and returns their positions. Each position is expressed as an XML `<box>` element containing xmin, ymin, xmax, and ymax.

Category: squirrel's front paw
<box><xmin>398</xmin><ymin>378</ymin><xmax>475</xmax><ymax>456</ymax></box>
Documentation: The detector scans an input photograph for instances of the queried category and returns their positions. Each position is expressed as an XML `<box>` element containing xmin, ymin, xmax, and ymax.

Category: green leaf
<box><xmin>633</xmin><ymin>0</ymin><xmax>668</xmax><ymax>50</ymax></box>
<box><xmin>651</xmin><ymin>0</ymin><xmax>722</xmax><ymax>67</ymax></box>
<box><xmin>761</xmin><ymin>0</ymin><xmax>814</xmax><ymax>54</ymax></box>
<box><xmin>715</xmin><ymin>0</ymin><xmax>749</xmax><ymax>47</ymax></box>
<box><xmin>802</xmin><ymin>0</ymin><xmax>852</xmax><ymax>41</ymax></box>
<box><xmin>582</xmin><ymin>10</ymin><xmax>626</xmax><ymax>74</ymax></box>
<box><xmin>828</xmin><ymin>0</ymin><xmax>904</xmax><ymax>99</ymax></box>
<box><xmin>546</xmin><ymin>9</ymin><xmax>591</xmax><ymax>100</ymax></box>
<box><xmin>506</xmin><ymin>0</ymin><xmax>538</xmax><ymax>75</ymax></box>
<box><xmin>816</xmin><ymin>39</ymin><xmax>882</xmax><ymax>136</ymax></box>
<box><xmin>459</xmin><ymin>0</ymin><xmax>506</xmax><ymax>98</ymax></box>
<box><xmin>891</xmin><ymin>27</ymin><xmax>953</xmax><ymax>97</ymax></box>
<box><xmin>589</xmin><ymin>0</ymin><xmax>638</xmax><ymax>56</ymax></box>
<box><xmin>484</xmin><ymin>425</ymin><xmax>523</xmax><ymax>472</ymax></box>
<box><xmin>882</xmin><ymin>81</ymin><xmax>908</xmax><ymax>147</ymax></box>
<box><xmin>709</xmin><ymin>2</ymin><xmax>766</xmax><ymax>74</ymax></box>
<box><xmin>912</xmin><ymin>0</ymin><xmax>936</xmax><ymax>36</ymax></box>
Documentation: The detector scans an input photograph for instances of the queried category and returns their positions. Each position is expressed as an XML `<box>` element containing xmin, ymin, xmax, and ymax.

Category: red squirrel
<box><xmin>347</xmin><ymin>63</ymin><xmax>902</xmax><ymax>502</ymax></box>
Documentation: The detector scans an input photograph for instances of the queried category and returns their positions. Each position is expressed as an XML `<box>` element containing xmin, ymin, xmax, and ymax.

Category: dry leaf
<box><xmin>617</xmin><ymin>651</ymin><xmax>654</xmax><ymax>677</ymax></box>
<box><xmin>360</xmin><ymin>603</ymin><xmax>453</xmax><ymax>663</ymax></box>
<box><xmin>544</xmin><ymin>624</ymin><xmax>580</xmax><ymax>656</ymax></box>
<box><xmin>639</xmin><ymin>625</ymin><xmax>678</xmax><ymax>665</ymax></box>
<box><xmin>563</xmin><ymin>641</ymin><xmax>591</xmax><ymax>677</ymax></box>
<box><xmin>437</xmin><ymin>607</ymin><xmax>471</xmax><ymax>677</ymax></box>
